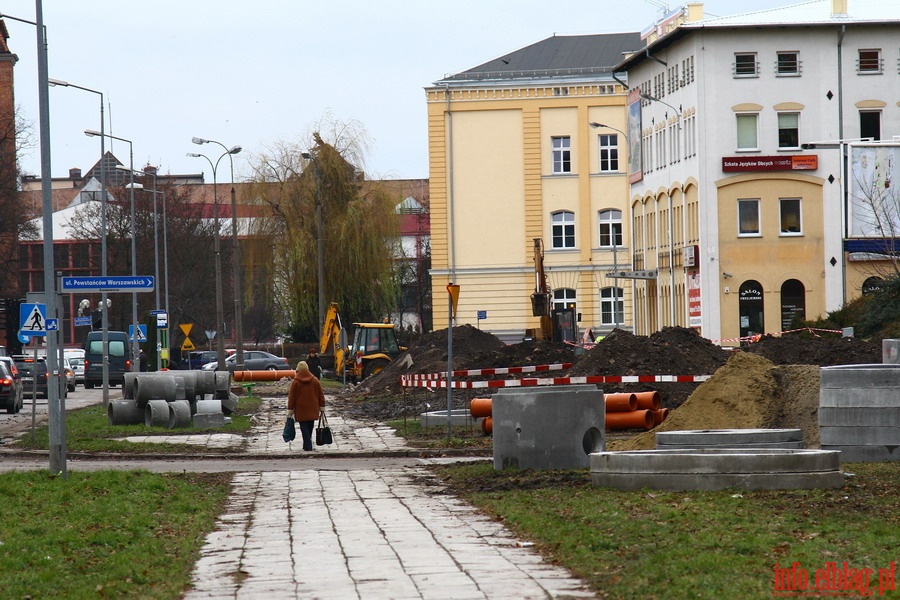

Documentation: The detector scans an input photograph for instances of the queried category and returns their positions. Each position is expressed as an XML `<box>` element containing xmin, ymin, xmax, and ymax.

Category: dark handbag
<box><xmin>282</xmin><ymin>417</ymin><xmax>296</xmax><ymax>443</ymax></box>
<box><xmin>316</xmin><ymin>412</ymin><xmax>333</xmax><ymax>445</ymax></box>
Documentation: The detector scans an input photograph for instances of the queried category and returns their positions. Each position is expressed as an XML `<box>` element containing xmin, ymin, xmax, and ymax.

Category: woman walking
<box><xmin>287</xmin><ymin>360</ymin><xmax>325</xmax><ymax>451</ymax></box>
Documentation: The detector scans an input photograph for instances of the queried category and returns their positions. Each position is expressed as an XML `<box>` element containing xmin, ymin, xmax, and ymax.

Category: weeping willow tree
<box><xmin>247</xmin><ymin>124</ymin><xmax>399</xmax><ymax>340</ymax></box>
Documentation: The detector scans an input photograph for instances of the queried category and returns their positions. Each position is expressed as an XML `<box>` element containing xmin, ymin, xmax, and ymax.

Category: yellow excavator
<box><xmin>319</xmin><ymin>302</ymin><xmax>405</xmax><ymax>381</ymax></box>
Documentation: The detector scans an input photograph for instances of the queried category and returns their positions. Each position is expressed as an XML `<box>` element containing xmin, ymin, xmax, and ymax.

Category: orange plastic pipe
<box><xmin>604</xmin><ymin>393</ymin><xmax>637</xmax><ymax>412</ymax></box>
<box><xmin>634</xmin><ymin>391</ymin><xmax>661</xmax><ymax>410</ymax></box>
<box><xmin>481</xmin><ymin>416</ymin><xmax>493</xmax><ymax>435</ymax></box>
<box><xmin>605</xmin><ymin>409</ymin><xmax>654</xmax><ymax>430</ymax></box>
<box><xmin>233</xmin><ymin>370</ymin><xmax>296</xmax><ymax>382</ymax></box>
<box><xmin>651</xmin><ymin>408</ymin><xmax>669</xmax><ymax>426</ymax></box>
<box><xmin>470</xmin><ymin>397</ymin><xmax>493</xmax><ymax>419</ymax></box>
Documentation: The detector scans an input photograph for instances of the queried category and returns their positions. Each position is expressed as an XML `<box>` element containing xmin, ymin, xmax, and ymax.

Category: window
<box><xmin>600</xmin><ymin>287</ymin><xmax>624</xmax><ymax>326</ymax></box>
<box><xmin>553</xmin><ymin>288</ymin><xmax>576</xmax><ymax>312</ymax></box>
<box><xmin>598</xmin><ymin>209</ymin><xmax>623</xmax><ymax>247</ymax></box>
<box><xmin>734</xmin><ymin>53</ymin><xmax>758</xmax><ymax>77</ymax></box>
<box><xmin>598</xmin><ymin>134</ymin><xmax>619</xmax><ymax>172</ymax></box>
<box><xmin>778</xmin><ymin>113</ymin><xmax>800</xmax><ymax>149</ymax></box>
<box><xmin>552</xmin><ymin>136</ymin><xmax>571</xmax><ymax>174</ymax></box>
<box><xmin>780</xmin><ymin>198</ymin><xmax>802</xmax><ymax>234</ymax></box>
<box><xmin>858</xmin><ymin>49</ymin><xmax>882</xmax><ymax>73</ymax></box>
<box><xmin>860</xmin><ymin>111</ymin><xmax>881</xmax><ymax>141</ymax></box>
<box><xmin>551</xmin><ymin>211</ymin><xmax>576</xmax><ymax>249</ymax></box>
<box><xmin>738</xmin><ymin>199</ymin><xmax>761</xmax><ymax>236</ymax></box>
<box><xmin>736</xmin><ymin>114</ymin><xmax>759</xmax><ymax>150</ymax></box>
<box><xmin>776</xmin><ymin>51</ymin><xmax>800</xmax><ymax>76</ymax></box>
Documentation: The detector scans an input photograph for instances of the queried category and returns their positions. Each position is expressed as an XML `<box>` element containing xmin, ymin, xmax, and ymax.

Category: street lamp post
<box><xmin>49</xmin><ymin>78</ymin><xmax>112</xmax><ymax>404</ymax></box>
<box><xmin>192</xmin><ymin>138</ymin><xmax>244</xmax><ymax>369</ymax></box>
<box><xmin>2</xmin><ymin>6</ymin><xmax>65</xmax><ymax>474</ymax></box>
<box><xmin>188</xmin><ymin>145</ymin><xmax>241</xmax><ymax>371</ymax></box>
<box><xmin>85</xmin><ymin>129</ymin><xmax>140</xmax><ymax>372</ymax></box>
<box><xmin>301</xmin><ymin>151</ymin><xmax>326</xmax><ymax>336</ymax></box>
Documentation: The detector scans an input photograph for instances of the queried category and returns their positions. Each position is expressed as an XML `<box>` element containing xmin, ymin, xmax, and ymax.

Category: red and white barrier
<box><xmin>403</xmin><ymin>362</ymin><xmax>573</xmax><ymax>381</ymax></box>
<box><xmin>400</xmin><ymin>373</ymin><xmax>711</xmax><ymax>389</ymax></box>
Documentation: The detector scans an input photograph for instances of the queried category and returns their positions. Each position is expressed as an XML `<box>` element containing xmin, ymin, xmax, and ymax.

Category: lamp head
<box><xmin>228</xmin><ymin>145</ymin><xmax>242</xmax><ymax>155</ymax></box>
<box><xmin>84</xmin><ymin>129</ymin><xmax>101</xmax><ymax>137</ymax></box>
<box><xmin>186</xmin><ymin>152</ymin><xmax>202</xmax><ymax>158</ymax></box>
<box><xmin>48</xmin><ymin>78</ymin><xmax>68</xmax><ymax>87</ymax></box>
<box><xmin>192</xmin><ymin>137</ymin><xmax>206</xmax><ymax>145</ymax></box>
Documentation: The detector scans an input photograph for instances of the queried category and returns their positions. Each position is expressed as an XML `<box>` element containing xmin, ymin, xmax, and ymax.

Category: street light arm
<box><xmin>589</xmin><ymin>122</ymin><xmax>627</xmax><ymax>137</ymax></box>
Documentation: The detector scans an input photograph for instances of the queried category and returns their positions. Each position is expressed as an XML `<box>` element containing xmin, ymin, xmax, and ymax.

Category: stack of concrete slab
<box><xmin>819</xmin><ymin>363</ymin><xmax>900</xmax><ymax>462</ymax></box>
<box><xmin>107</xmin><ymin>371</ymin><xmax>237</xmax><ymax>430</ymax></box>
<box><xmin>492</xmin><ymin>384</ymin><xmax>605</xmax><ymax>471</ymax></box>
<box><xmin>656</xmin><ymin>428</ymin><xmax>804</xmax><ymax>449</ymax></box>
<box><xmin>591</xmin><ymin>448</ymin><xmax>844</xmax><ymax>491</ymax></box>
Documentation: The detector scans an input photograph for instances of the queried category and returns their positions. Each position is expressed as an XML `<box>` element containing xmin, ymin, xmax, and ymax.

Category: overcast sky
<box><xmin>5</xmin><ymin>0</ymin><xmax>789</xmax><ymax>183</ymax></box>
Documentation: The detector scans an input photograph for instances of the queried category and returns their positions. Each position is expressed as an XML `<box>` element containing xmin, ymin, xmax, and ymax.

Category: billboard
<box><xmin>848</xmin><ymin>143</ymin><xmax>900</xmax><ymax>238</ymax></box>
<box><xmin>627</xmin><ymin>88</ymin><xmax>643</xmax><ymax>183</ymax></box>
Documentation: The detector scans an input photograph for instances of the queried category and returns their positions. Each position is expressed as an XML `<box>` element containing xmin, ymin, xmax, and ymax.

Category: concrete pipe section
<box><xmin>591</xmin><ymin>448</ymin><xmax>844</xmax><ymax>491</ymax></box>
<box><xmin>134</xmin><ymin>375</ymin><xmax>177</xmax><ymax>407</ymax></box>
<box><xmin>167</xmin><ymin>399</ymin><xmax>192</xmax><ymax>429</ymax></box>
<box><xmin>145</xmin><ymin>399</ymin><xmax>170</xmax><ymax>428</ymax></box>
<box><xmin>656</xmin><ymin>428</ymin><xmax>804</xmax><ymax>449</ymax></box>
<box><xmin>107</xmin><ymin>399</ymin><xmax>144</xmax><ymax>426</ymax></box>
<box><xmin>819</xmin><ymin>363</ymin><xmax>900</xmax><ymax>462</ymax></box>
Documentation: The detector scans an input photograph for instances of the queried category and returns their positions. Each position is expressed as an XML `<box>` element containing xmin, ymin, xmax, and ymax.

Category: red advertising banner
<box><xmin>722</xmin><ymin>155</ymin><xmax>818</xmax><ymax>172</ymax></box>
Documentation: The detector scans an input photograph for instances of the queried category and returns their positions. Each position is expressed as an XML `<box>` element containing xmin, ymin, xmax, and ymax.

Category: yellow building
<box><xmin>426</xmin><ymin>33</ymin><xmax>641</xmax><ymax>343</ymax></box>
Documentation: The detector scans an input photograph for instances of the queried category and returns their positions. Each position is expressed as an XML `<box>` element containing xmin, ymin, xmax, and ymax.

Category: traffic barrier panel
<box><xmin>233</xmin><ymin>370</ymin><xmax>296</xmax><ymax>382</ymax></box>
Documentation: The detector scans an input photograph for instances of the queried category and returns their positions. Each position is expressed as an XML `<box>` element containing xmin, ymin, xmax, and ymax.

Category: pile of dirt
<box><xmin>743</xmin><ymin>332</ymin><xmax>883</xmax><ymax>366</ymax></box>
<box><xmin>608</xmin><ymin>352</ymin><xmax>823</xmax><ymax>450</ymax></box>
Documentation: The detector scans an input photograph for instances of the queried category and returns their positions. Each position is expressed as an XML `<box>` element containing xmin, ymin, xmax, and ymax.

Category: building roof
<box><xmin>691</xmin><ymin>0</ymin><xmax>898</xmax><ymax>28</ymax></box>
<box><xmin>436</xmin><ymin>32</ymin><xmax>641</xmax><ymax>84</ymax></box>
<box><xmin>618</xmin><ymin>0</ymin><xmax>900</xmax><ymax>72</ymax></box>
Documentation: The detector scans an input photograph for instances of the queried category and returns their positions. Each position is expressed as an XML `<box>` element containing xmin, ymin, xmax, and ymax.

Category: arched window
<box><xmin>551</xmin><ymin>211</ymin><xmax>576</xmax><ymax>249</ymax></box>
<box><xmin>598</xmin><ymin>209</ymin><xmax>623</xmax><ymax>248</ymax></box>
<box><xmin>780</xmin><ymin>279</ymin><xmax>806</xmax><ymax>330</ymax></box>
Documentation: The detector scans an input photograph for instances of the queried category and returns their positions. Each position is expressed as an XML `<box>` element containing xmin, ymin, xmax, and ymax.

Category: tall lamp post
<box><xmin>49</xmin><ymin>78</ymin><xmax>112</xmax><ymax>404</ymax></box>
<box><xmin>85</xmin><ymin>129</ymin><xmax>140</xmax><ymax>371</ymax></box>
<box><xmin>301</xmin><ymin>151</ymin><xmax>326</xmax><ymax>336</ymax></box>
<box><xmin>2</xmin><ymin>7</ymin><xmax>64</xmax><ymax>474</ymax></box>
<box><xmin>188</xmin><ymin>145</ymin><xmax>241</xmax><ymax>371</ymax></box>
<box><xmin>192</xmin><ymin>138</ymin><xmax>244</xmax><ymax>369</ymax></box>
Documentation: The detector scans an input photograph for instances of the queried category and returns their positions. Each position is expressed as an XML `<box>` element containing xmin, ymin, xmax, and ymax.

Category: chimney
<box><xmin>832</xmin><ymin>0</ymin><xmax>848</xmax><ymax>16</ymax></box>
<box><xmin>686</xmin><ymin>3</ymin><xmax>704</xmax><ymax>22</ymax></box>
<box><xmin>69</xmin><ymin>167</ymin><xmax>82</xmax><ymax>179</ymax></box>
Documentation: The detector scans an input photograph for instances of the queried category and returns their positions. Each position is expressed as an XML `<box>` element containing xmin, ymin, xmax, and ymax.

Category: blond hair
<box><xmin>296</xmin><ymin>360</ymin><xmax>310</xmax><ymax>373</ymax></box>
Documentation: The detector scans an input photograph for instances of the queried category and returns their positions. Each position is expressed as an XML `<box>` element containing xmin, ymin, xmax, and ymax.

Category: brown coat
<box><xmin>287</xmin><ymin>370</ymin><xmax>325</xmax><ymax>421</ymax></box>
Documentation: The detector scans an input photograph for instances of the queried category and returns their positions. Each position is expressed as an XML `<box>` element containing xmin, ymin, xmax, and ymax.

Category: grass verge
<box><xmin>433</xmin><ymin>461</ymin><xmax>900</xmax><ymax>599</ymax></box>
<box><xmin>12</xmin><ymin>396</ymin><xmax>262</xmax><ymax>454</ymax></box>
<box><xmin>386</xmin><ymin>418</ymin><xmax>492</xmax><ymax>449</ymax></box>
<box><xmin>0</xmin><ymin>470</ymin><xmax>232</xmax><ymax>599</ymax></box>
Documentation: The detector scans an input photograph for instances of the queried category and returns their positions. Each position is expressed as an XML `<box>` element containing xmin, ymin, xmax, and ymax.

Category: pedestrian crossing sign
<box><xmin>19</xmin><ymin>303</ymin><xmax>47</xmax><ymax>336</ymax></box>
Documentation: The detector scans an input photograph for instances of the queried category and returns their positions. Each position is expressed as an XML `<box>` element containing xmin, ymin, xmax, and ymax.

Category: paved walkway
<box><xmin>4</xmin><ymin>391</ymin><xmax>596</xmax><ymax>599</ymax></box>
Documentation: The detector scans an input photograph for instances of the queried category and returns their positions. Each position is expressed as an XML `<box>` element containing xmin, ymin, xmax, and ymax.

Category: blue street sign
<box><xmin>19</xmin><ymin>303</ymin><xmax>47</xmax><ymax>336</ymax></box>
<box><xmin>61</xmin><ymin>276</ymin><xmax>155</xmax><ymax>293</ymax></box>
<box><xmin>477</xmin><ymin>310</ymin><xmax>487</xmax><ymax>320</ymax></box>
<box><xmin>129</xmin><ymin>324</ymin><xmax>148</xmax><ymax>343</ymax></box>
<box><xmin>74</xmin><ymin>316</ymin><xmax>93</xmax><ymax>327</ymax></box>
<box><xmin>46</xmin><ymin>318</ymin><xmax>58</xmax><ymax>331</ymax></box>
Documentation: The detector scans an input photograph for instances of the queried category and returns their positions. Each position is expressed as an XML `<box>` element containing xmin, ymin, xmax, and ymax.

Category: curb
<box><xmin>0</xmin><ymin>447</ymin><xmax>493</xmax><ymax>461</ymax></box>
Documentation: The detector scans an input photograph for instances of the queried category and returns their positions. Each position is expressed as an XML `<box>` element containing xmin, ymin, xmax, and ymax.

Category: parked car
<box><xmin>188</xmin><ymin>350</ymin><xmax>219</xmax><ymax>370</ymax></box>
<box><xmin>202</xmin><ymin>351</ymin><xmax>289</xmax><ymax>372</ymax></box>
<box><xmin>0</xmin><ymin>359</ymin><xmax>23</xmax><ymax>413</ymax></box>
<box><xmin>62</xmin><ymin>358</ymin><xmax>76</xmax><ymax>392</ymax></box>
<box><xmin>69</xmin><ymin>356</ymin><xmax>85</xmax><ymax>385</ymax></box>
<box><xmin>13</xmin><ymin>356</ymin><xmax>67</xmax><ymax>399</ymax></box>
